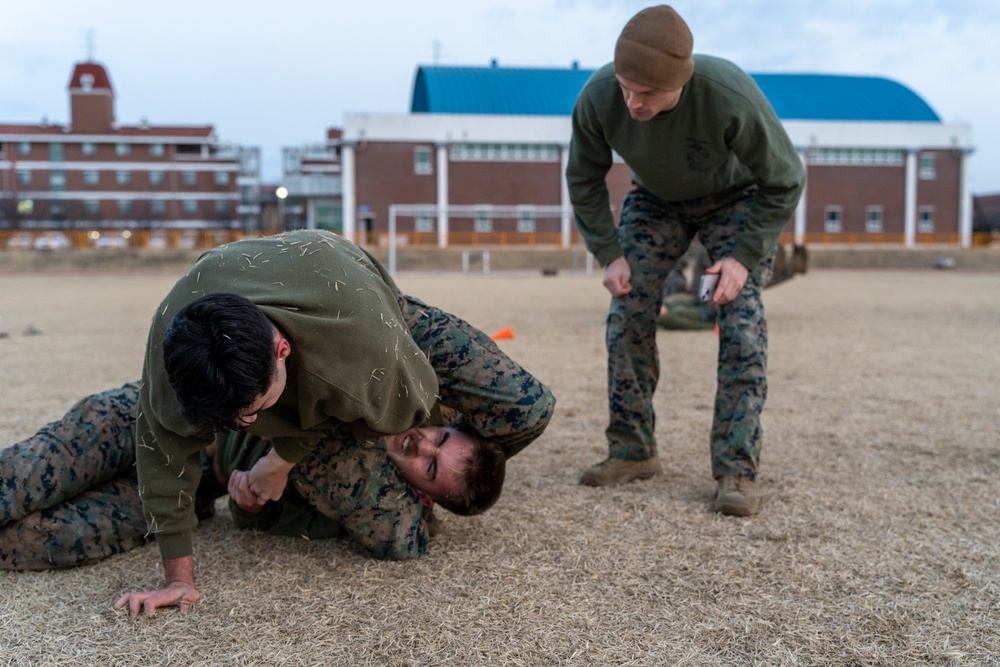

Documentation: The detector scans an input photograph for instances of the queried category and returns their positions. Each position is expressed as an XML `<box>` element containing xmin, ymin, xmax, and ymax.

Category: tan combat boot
<box><xmin>713</xmin><ymin>475</ymin><xmax>759</xmax><ymax>516</ymax></box>
<box><xmin>579</xmin><ymin>456</ymin><xmax>662</xmax><ymax>487</ymax></box>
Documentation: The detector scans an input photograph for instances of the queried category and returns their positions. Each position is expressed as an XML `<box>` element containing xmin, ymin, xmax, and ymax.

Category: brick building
<box><xmin>323</xmin><ymin>64</ymin><xmax>973</xmax><ymax>250</ymax></box>
<box><xmin>0</xmin><ymin>61</ymin><xmax>260</xmax><ymax>248</ymax></box>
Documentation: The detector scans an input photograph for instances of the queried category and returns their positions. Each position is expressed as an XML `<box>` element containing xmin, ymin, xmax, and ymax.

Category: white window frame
<box><xmin>474</xmin><ymin>208</ymin><xmax>493</xmax><ymax>233</ymax></box>
<box><xmin>149</xmin><ymin>143</ymin><xmax>165</xmax><ymax>157</ymax></box>
<box><xmin>918</xmin><ymin>206</ymin><xmax>935</xmax><ymax>233</ymax></box>
<box><xmin>150</xmin><ymin>199</ymin><xmax>166</xmax><ymax>215</ymax></box>
<box><xmin>49</xmin><ymin>171</ymin><xmax>66</xmax><ymax>189</ymax></box>
<box><xmin>865</xmin><ymin>206</ymin><xmax>884</xmax><ymax>233</ymax></box>
<box><xmin>17</xmin><ymin>142</ymin><xmax>30</xmax><ymax>155</ymax></box>
<box><xmin>213</xmin><ymin>171</ymin><xmax>230</xmax><ymax>186</ymax></box>
<box><xmin>83</xmin><ymin>170</ymin><xmax>99</xmax><ymax>186</ymax></box>
<box><xmin>181</xmin><ymin>171</ymin><xmax>198</xmax><ymax>186</ymax></box>
<box><xmin>415</xmin><ymin>212</ymin><xmax>434</xmax><ymax>233</ymax></box>
<box><xmin>214</xmin><ymin>200</ymin><xmax>229</xmax><ymax>215</ymax></box>
<box><xmin>115</xmin><ymin>143</ymin><xmax>131</xmax><ymax>156</ymax></box>
<box><xmin>414</xmin><ymin>147</ymin><xmax>433</xmax><ymax>175</ymax></box>
<box><xmin>824</xmin><ymin>206</ymin><xmax>843</xmax><ymax>233</ymax></box>
<box><xmin>517</xmin><ymin>208</ymin><xmax>536</xmax><ymax>233</ymax></box>
<box><xmin>116</xmin><ymin>171</ymin><xmax>132</xmax><ymax>186</ymax></box>
<box><xmin>919</xmin><ymin>153</ymin><xmax>936</xmax><ymax>180</ymax></box>
<box><xmin>149</xmin><ymin>171</ymin><xmax>165</xmax><ymax>186</ymax></box>
<box><xmin>83</xmin><ymin>200</ymin><xmax>100</xmax><ymax>215</ymax></box>
<box><xmin>16</xmin><ymin>170</ymin><xmax>31</xmax><ymax>185</ymax></box>
<box><xmin>182</xmin><ymin>200</ymin><xmax>198</xmax><ymax>215</ymax></box>
<box><xmin>81</xmin><ymin>142</ymin><xmax>97</xmax><ymax>156</ymax></box>
<box><xmin>117</xmin><ymin>200</ymin><xmax>133</xmax><ymax>216</ymax></box>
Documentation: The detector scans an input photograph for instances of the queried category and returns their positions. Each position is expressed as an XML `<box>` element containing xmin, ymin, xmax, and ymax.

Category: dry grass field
<box><xmin>0</xmin><ymin>261</ymin><xmax>998</xmax><ymax>666</ymax></box>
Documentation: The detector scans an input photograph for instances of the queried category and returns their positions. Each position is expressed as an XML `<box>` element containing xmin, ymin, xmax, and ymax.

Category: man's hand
<box><xmin>113</xmin><ymin>556</ymin><xmax>200</xmax><ymax>617</ymax></box>
<box><xmin>228</xmin><ymin>469</ymin><xmax>265</xmax><ymax>512</ymax></box>
<box><xmin>704</xmin><ymin>257</ymin><xmax>749</xmax><ymax>305</ymax></box>
<box><xmin>245</xmin><ymin>447</ymin><xmax>294</xmax><ymax>505</ymax></box>
<box><xmin>603</xmin><ymin>256</ymin><xmax>632</xmax><ymax>297</ymax></box>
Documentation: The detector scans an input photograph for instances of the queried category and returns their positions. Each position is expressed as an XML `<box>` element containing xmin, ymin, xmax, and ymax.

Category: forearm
<box><xmin>164</xmin><ymin>555</ymin><xmax>195</xmax><ymax>587</ymax></box>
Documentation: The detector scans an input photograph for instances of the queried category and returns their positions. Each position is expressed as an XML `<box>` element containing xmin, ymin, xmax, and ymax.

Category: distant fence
<box><xmin>3</xmin><ymin>228</ymin><xmax>995</xmax><ymax>251</ymax></box>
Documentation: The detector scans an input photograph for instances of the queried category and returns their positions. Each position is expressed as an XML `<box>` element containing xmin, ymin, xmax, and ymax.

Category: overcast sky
<box><xmin>2</xmin><ymin>0</ymin><xmax>997</xmax><ymax>192</ymax></box>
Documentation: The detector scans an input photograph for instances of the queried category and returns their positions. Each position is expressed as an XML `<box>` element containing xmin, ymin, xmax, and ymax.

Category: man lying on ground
<box><xmin>0</xmin><ymin>382</ymin><xmax>503</xmax><ymax>572</ymax></box>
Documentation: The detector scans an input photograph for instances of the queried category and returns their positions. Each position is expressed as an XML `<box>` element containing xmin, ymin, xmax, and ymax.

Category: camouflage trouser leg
<box><xmin>0</xmin><ymin>382</ymin><xmax>149</xmax><ymax>570</ymax></box>
<box><xmin>609</xmin><ymin>186</ymin><xmax>774</xmax><ymax>478</ymax></box>
<box><xmin>398</xmin><ymin>295</ymin><xmax>556</xmax><ymax>459</ymax></box>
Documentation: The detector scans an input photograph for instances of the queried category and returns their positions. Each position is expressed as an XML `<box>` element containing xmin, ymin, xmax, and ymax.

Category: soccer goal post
<box><xmin>386</xmin><ymin>203</ymin><xmax>574</xmax><ymax>274</ymax></box>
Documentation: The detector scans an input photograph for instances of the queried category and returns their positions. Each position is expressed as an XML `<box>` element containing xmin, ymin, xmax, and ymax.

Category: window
<box><xmin>149</xmin><ymin>143</ymin><xmax>165</xmax><ymax>157</ymax></box>
<box><xmin>150</xmin><ymin>200</ymin><xmax>166</xmax><ymax>215</ymax></box>
<box><xmin>149</xmin><ymin>171</ymin><xmax>165</xmax><ymax>186</ymax></box>
<box><xmin>115</xmin><ymin>143</ymin><xmax>131</xmax><ymax>156</ymax></box>
<box><xmin>49</xmin><ymin>171</ymin><xmax>66</xmax><ymax>191</ymax></box>
<box><xmin>474</xmin><ymin>208</ymin><xmax>493</xmax><ymax>233</ymax></box>
<box><xmin>82</xmin><ymin>142</ymin><xmax>97</xmax><ymax>156</ymax></box>
<box><xmin>812</xmin><ymin>148</ymin><xmax>903</xmax><ymax>166</ymax></box>
<box><xmin>49</xmin><ymin>143</ymin><xmax>63</xmax><ymax>161</ymax></box>
<box><xmin>214</xmin><ymin>200</ymin><xmax>229</xmax><ymax>216</ymax></box>
<box><xmin>83</xmin><ymin>170</ymin><xmax>100</xmax><ymax>186</ymax></box>
<box><xmin>51</xmin><ymin>202</ymin><xmax>66</xmax><ymax>221</ymax></box>
<box><xmin>183</xmin><ymin>200</ymin><xmax>198</xmax><ymax>215</ymax></box>
<box><xmin>182</xmin><ymin>171</ymin><xmax>198</xmax><ymax>186</ymax></box>
<box><xmin>517</xmin><ymin>209</ymin><xmax>536</xmax><ymax>233</ymax></box>
<box><xmin>414</xmin><ymin>147</ymin><xmax>433</xmax><ymax>175</ymax></box>
<box><xmin>824</xmin><ymin>207</ymin><xmax>843</xmax><ymax>233</ymax></box>
<box><xmin>213</xmin><ymin>171</ymin><xmax>230</xmax><ymax>186</ymax></box>
<box><xmin>17</xmin><ymin>142</ymin><xmax>30</xmax><ymax>155</ymax></box>
<box><xmin>918</xmin><ymin>206</ymin><xmax>935</xmax><ymax>233</ymax></box>
<box><xmin>415</xmin><ymin>212</ymin><xmax>434</xmax><ymax>233</ymax></box>
<box><xmin>450</xmin><ymin>142</ymin><xmax>559</xmax><ymax>162</ymax></box>
<box><xmin>83</xmin><ymin>200</ymin><xmax>100</xmax><ymax>216</ymax></box>
<box><xmin>865</xmin><ymin>206</ymin><xmax>883</xmax><ymax>233</ymax></box>
<box><xmin>116</xmin><ymin>171</ymin><xmax>132</xmax><ymax>186</ymax></box>
<box><xmin>919</xmin><ymin>153</ymin><xmax>936</xmax><ymax>180</ymax></box>
<box><xmin>118</xmin><ymin>200</ymin><xmax>133</xmax><ymax>216</ymax></box>
<box><xmin>16</xmin><ymin>170</ymin><xmax>31</xmax><ymax>186</ymax></box>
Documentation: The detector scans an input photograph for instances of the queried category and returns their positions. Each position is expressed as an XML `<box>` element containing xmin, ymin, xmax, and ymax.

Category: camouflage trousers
<box><xmin>607</xmin><ymin>184</ymin><xmax>775</xmax><ymax>480</ymax></box>
<box><xmin>0</xmin><ymin>383</ymin><xmax>148</xmax><ymax>570</ymax></box>
<box><xmin>397</xmin><ymin>294</ymin><xmax>555</xmax><ymax>459</ymax></box>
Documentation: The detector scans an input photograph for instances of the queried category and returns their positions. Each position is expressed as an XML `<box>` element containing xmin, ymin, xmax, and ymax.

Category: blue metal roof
<box><xmin>411</xmin><ymin>65</ymin><xmax>596</xmax><ymax>116</ymax></box>
<box><xmin>410</xmin><ymin>65</ymin><xmax>941</xmax><ymax>123</ymax></box>
<box><xmin>752</xmin><ymin>73</ymin><xmax>939</xmax><ymax>122</ymax></box>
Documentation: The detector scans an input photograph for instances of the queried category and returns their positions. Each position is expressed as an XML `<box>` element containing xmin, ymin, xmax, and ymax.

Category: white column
<box><xmin>560</xmin><ymin>144</ymin><xmax>572</xmax><ymax>248</ymax></box>
<box><xmin>436</xmin><ymin>143</ymin><xmax>449</xmax><ymax>248</ymax></box>
<box><xmin>795</xmin><ymin>150</ymin><xmax>807</xmax><ymax>244</ymax></box>
<box><xmin>904</xmin><ymin>150</ymin><xmax>917</xmax><ymax>248</ymax></box>
<box><xmin>958</xmin><ymin>150</ymin><xmax>973</xmax><ymax>248</ymax></box>
<box><xmin>341</xmin><ymin>143</ymin><xmax>356</xmax><ymax>243</ymax></box>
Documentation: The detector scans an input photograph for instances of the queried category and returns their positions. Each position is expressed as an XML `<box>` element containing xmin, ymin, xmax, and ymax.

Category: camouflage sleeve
<box><xmin>400</xmin><ymin>295</ymin><xmax>556</xmax><ymax>459</ymax></box>
<box><xmin>288</xmin><ymin>436</ymin><xmax>428</xmax><ymax>560</ymax></box>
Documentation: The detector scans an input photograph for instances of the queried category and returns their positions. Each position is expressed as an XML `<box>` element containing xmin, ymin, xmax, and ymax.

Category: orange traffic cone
<box><xmin>491</xmin><ymin>326</ymin><xmax>514</xmax><ymax>341</ymax></box>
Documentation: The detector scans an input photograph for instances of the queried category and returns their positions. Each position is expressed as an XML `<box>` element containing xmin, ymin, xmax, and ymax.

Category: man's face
<box><xmin>236</xmin><ymin>365</ymin><xmax>286</xmax><ymax>427</ymax></box>
<box><xmin>616</xmin><ymin>74</ymin><xmax>683</xmax><ymax>121</ymax></box>
<box><xmin>236</xmin><ymin>329</ymin><xmax>290</xmax><ymax>428</ymax></box>
<box><xmin>385</xmin><ymin>426</ymin><xmax>474</xmax><ymax>503</ymax></box>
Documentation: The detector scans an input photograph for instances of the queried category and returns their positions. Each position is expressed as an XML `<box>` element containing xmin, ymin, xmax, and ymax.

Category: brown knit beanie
<box><xmin>614</xmin><ymin>5</ymin><xmax>694</xmax><ymax>91</ymax></box>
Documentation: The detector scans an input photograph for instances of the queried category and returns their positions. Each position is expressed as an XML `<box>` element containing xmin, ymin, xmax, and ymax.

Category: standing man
<box><xmin>566</xmin><ymin>5</ymin><xmax>804</xmax><ymax>515</ymax></box>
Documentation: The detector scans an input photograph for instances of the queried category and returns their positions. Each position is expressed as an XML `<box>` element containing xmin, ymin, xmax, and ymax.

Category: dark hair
<box><xmin>435</xmin><ymin>424</ymin><xmax>506</xmax><ymax>517</ymax></box>
<box><xmin>162</xmin><ymin>293</ymin><xmax>276</xmax><ymax>431</ymax></box>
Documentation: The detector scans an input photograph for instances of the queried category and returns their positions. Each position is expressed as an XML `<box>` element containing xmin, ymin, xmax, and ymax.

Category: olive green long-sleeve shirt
<box><xmin>136</xmin><ymin>230</ymin><xmax>439</xmax><ymax>559</ymax></box>
<box><xmin>567</xmin><ymin>55</ymin><xmax>804</xmax><ymax>270</ymax></box>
